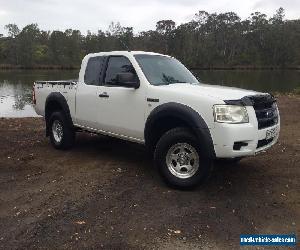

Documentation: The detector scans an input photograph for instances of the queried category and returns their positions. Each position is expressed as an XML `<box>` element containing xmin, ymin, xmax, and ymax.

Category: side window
<box><xmin>104</xmin><ymin>56</ymin><xmax>136</xmax><ymax>86</ymax></box>
<box><xmin>84</xmin><ymin>56</ymin><xmax>105</xmax><ymax>85</ymax></box>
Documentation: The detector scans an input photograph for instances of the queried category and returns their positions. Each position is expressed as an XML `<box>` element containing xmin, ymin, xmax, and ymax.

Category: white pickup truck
<box><xmin>33</xmin><ymin>51</ymin><xmax>280</xmax><ymax>188</ymax></box>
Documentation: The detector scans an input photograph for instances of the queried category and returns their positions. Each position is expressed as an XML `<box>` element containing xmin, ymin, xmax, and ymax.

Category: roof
<box><xmin>86</xmin><ymin>50</ymin><xmax>169</xmax><ymax>58</ymax></box>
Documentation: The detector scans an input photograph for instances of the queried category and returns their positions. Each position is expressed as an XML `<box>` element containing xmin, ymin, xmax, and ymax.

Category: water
<box><xmin>193</xmin><ymin>70</ymin><xmax>300</xmax><ymax>93</ymax></box>
<box><xmin>0</xmin><ymin>70</ymin><xmax>78</xmax><ymax>117</ymax></box>
<box><xmin>0</xmin><ymin>70</ymin><xmax>299</xmax><ymax>117</ymax></box>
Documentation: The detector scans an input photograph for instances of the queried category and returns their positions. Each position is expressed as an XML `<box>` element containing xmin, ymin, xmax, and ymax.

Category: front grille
<box><xmin>250</xmin><ymin>95</ymin><xmax>278</xmax><ymax>129</ymax></box>
<box><xmin>257</xmin><ymin>138</ymin><xmax>274</xmax><ymax>149</ymax></box>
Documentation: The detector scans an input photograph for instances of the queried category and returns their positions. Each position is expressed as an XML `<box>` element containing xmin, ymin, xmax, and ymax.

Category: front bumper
<box><xmin>210</xmin><ymin>106</ymin><xmax>280</xmax><ymax>158</ymax></box>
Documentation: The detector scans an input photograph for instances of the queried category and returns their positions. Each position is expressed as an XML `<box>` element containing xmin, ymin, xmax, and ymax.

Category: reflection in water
<box><xmin>0</xmin><ymin>69</ymin><xmax>299</xmax><ymax>117</ymax></box>
<box><xmin>0</xmin><ymin>80</ymin><xmax>38</xmax><ymax>117</ymax></box>
<box><xmin>0</xmin><ymin>70</ymin><xmax>78</xmax><ymax>118</ymax></box>
<box><xmin>0</xmin><ymin>95</ymin><xmax>38</xmax><ymax>117</ymax></box>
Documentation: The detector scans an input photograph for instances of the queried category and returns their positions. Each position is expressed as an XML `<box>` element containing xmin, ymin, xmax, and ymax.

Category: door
<box><xmin>97</xmin><ymin>56</ymin><xmax>146</xmax><ymax>141</ymax></box>
<box><xmin>75</xmin><ymin>56</ymin><xmax>106</xmax><ymax>129</ymax></box>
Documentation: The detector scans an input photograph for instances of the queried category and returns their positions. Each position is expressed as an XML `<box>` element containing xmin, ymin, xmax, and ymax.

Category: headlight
<box><xmin>213</xmin><ymin>105</ymin><xmax>249</xmax><ymax>123</ymax></box>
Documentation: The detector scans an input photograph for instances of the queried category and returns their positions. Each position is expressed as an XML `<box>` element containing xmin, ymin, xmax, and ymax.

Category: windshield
<box><xmin>134</xmin><ymin>54</ymin><xmax>199</xmax><ymax>86</ymax></box>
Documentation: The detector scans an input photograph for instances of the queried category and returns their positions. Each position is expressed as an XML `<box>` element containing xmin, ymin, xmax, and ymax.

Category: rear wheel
<box><xmin>49</xmin><ymin>111</ymin><xmax>75</xmax><ymax>149</ymax></box>
<box><xmin>154</xmin><ymin>127</ymin><xmax>213</xmax><ymax>189</ymax></box>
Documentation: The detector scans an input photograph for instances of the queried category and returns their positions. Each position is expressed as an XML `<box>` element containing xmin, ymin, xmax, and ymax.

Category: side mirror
<box><xmin>116</xmin><ymin>72</ymin><xmax>140</xmax><ymax>89</ymax></box>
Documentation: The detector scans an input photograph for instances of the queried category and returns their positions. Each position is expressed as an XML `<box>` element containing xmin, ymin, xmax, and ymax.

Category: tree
<box><xmin>16</xmin><ymin>24</ymin><xmax>41</xmax><ymax>66</ymax></box>
<box><xmin>0</xmin><ymin>8</ymin><xmax>299</xmax><ymax>68</ymax></box>
<box><xmin>156</xmin><ymin>20</ymin><xmax>176</xmax><ymax>35</ymax></box>
<box><xmin>3</xmin><ymin>24</ymin><xmax>20</xmax><ymax>64</ymax></box>
<box><xmin>156</xmin><ymin>20</ymin><xmax>176</xmax><ymax>53</ymax></box>
<box><xmin>270</xmin><ymin>7</ymin><xmax>285</xmax><ymax>24</ymax></box>
<box><xmin>107</xmin><ymin>22</ymin><xmax>124</xmax><ymax>36</ymax></box>
<box><xmin>4</xmin><ymin>24</ymin><xmax>20</xmax><ymax>38</ymax></box>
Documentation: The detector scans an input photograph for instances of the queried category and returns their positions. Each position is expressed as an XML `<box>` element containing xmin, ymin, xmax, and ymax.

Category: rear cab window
<box><xmin>84</xmin><ymin>56</ymin><xmax>106</xmax><ymax>85</ymax></box>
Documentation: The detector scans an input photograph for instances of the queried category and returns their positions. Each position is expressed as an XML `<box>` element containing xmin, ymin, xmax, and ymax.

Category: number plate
<box><xmin>266</xmin><ymin>127</ymin><xmax>278</xmax><ymax>140</ymax></box>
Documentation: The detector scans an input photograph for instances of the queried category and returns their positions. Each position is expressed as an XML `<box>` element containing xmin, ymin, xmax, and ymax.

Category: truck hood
<box><xmin>160</xmin><ymin>83</ymin><xmax>265</xmax><ymax>101</ymax></box>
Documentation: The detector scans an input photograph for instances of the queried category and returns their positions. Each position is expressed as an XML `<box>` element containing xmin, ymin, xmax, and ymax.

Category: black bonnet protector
<box><xmin>224</xmin><ymin>94</ymin><xmax>276</xmax><ymax>107</ymax></box>
<box><xmin>224</xmin><ymin>94</ymin><xmax>278</xmax><ymax>129</ymax></box>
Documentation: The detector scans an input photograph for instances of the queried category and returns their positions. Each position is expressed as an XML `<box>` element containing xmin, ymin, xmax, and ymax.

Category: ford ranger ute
<box><xmin>33</xmin><ymin>51</ymin><xmax>280</xmax><ymax>188</ymax></box>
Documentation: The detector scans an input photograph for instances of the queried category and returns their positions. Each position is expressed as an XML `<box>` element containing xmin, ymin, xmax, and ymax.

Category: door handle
<box><xmin>99</xmin><ymin>92</ymin><xmax>109</xmax><ymax>98</ymax></box>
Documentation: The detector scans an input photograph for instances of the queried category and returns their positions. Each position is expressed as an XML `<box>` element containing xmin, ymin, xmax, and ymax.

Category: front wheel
<box><xmin>154</xmin><ymin>127</ymin><xmax>213</xmax><ymax>189</ymax></box>
<box><xmin>49</xmin><ymin>111</ymin><xmax>75</xmax><ymax>150</ymax></box>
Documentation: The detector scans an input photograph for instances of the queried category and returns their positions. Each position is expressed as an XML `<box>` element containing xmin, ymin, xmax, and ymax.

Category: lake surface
<box><xmin>0</xmin><ymin>70</ymin><xmax>299</xmax><ymax>117</ymax></box>
<box><xmin>0</xmin><ymin>70</ymin><xmax>77</xmax><ymax>117</ymax></box>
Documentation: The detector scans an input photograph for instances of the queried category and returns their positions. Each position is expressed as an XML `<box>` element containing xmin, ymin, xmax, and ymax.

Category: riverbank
<box><xmin>0</xmin><ymin>64</ymin><xmax>78</xmax><ymax>70</ymax></box>
<box><xmin>1</xmin><ymin>64</ymin><xmax>300</xmax><ymax>70</ymax></box>
<box><xmin>0</xmin><ymin>95</ymin><xmax>299</xmax><ymax>249</ymax></box>
<box><xmin>190</xmin><ymin>66</ymin><xmax>300</xmax><ymax>70</ymax></box>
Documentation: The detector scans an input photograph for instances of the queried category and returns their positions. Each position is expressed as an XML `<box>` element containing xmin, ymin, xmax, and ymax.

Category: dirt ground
<box><xmin>0</xmin><ymin>95</ymin><xmax>299</xmax><ymax>249</ymax></box>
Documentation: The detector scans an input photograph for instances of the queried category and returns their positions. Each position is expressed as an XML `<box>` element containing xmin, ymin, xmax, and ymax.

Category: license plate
<box><xmin>266</xmin><ymin>127</ymin><xmax>278</xmax><ymax>140</ymax></box>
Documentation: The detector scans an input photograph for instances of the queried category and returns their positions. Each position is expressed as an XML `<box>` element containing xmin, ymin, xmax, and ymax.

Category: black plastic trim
<box><xmin>233</xmin><ymin>141</ymin><xmax>248</xmax><ymax>150</ymax></box>
<box><xmin>257</xmin><ymin>138</ymin><xmax>274</xmax><ymax>148</ymax></box>
<box><xmin>45</xmin><ymin>92</ymin><xmax>73</xmax><ymax>136</ymax></box>
<box><xmin>144</xmin><ymin>102</ymin><xmax>215</xmax><ymax>159</ymax></box>
<box><xmin>224</xmin><ymin>94</ymin><xmax>276</xmax><ymax>107</ymax></box>
<box><xmin>224</xmin><ymin>94</ymin><xmax>278</xmax><ymax>129</ymax></box>
<box><xmin>147</xmin><ymin>98</ymin><xmax>159</xmax><ymax>102</ymax></box>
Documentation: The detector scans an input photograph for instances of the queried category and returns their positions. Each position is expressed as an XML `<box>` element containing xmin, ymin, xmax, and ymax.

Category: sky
<box><xmin>0</xmin><ymin>0</ymin><xmax>299</xmax><ymax>35</ymax></box>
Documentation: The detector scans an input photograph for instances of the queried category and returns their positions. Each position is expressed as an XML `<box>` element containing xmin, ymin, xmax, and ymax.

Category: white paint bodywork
<box><xmin>34</xmin><ymin>51</ymin><xmax>280</xmax><ymax>158</ymax></box>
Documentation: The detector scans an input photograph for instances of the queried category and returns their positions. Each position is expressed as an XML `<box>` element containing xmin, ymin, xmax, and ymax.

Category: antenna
<box><xmin>118</xmin><ymin>38</ymin><xmax>130</xmax><ymax>52</ymax></box>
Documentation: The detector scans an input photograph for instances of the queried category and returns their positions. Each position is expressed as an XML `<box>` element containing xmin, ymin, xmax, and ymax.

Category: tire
<box><xmin>49</xmin><ymin>111</ymin><xmax>75</xmax><ymax>150</ymax></box>
<box><xmin>154</xmin><ymin>127</ymin><xmax>213</xmax><ymax>189</ymax></box>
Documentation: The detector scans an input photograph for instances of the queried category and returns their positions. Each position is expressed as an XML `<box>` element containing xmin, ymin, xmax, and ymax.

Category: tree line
<box><xmin>0</xmin><ymin>8</ymin><xmax>299</xmax><ymax>69</ymax></box>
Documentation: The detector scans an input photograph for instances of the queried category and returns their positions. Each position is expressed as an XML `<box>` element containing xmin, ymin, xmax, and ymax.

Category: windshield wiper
<box><xmin>161</xmin><ymin>74</ymin><xmax>189</xmax><ymax>85</ymax></box>
<box><xmin>156</xmin><ymin>81</ymin><xmax>189</xmax><ymax>85</ymax></box>
<box><xmin>166</xmin><ymin>81</ymin><xmax>188</xmax><ymax>85</ymax></box>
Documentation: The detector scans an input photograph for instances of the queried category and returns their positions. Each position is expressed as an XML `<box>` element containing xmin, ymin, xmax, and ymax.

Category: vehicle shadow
<box><xmin>70</xmin><ymin>132</ymin><xmax>267</xmax><ymax>191</ymax></box>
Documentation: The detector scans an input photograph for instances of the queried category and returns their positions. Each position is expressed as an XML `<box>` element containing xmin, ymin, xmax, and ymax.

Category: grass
<box><xmin>293</xmin><ymin>87</ymin><xmax>300</xmax><ymax>95</ymax></box>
